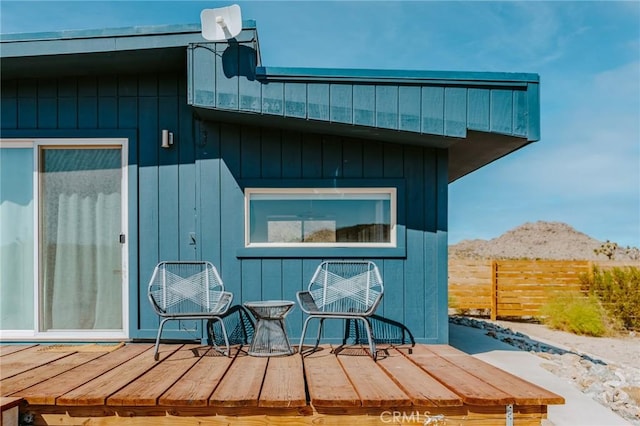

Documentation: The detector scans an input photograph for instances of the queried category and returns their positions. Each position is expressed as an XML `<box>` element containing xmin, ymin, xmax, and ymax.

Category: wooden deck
<box><xmin>0</xmin><ymin>343</ymin><xmax>564</xmax><ymax>425</ymax></box>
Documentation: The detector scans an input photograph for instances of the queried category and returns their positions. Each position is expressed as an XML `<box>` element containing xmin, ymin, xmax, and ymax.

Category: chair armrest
<box><xmin>363</xmin><ymin>292</ymin><xmax>384</xmax><ymax>316</ymax></box>
<box><xmin>296</xmin><ymin>291</ymin><xmax>320</xmax><ymax>314</ymax></box>
<box><xmin>211</xmin><ymin>291</ymin><xmax>233</xmax><ymax>315</ymax></box>
<box><xmin>147</xmin><ymin>293</ymin><xmax>166</xmax><ymax>315</ymax></box>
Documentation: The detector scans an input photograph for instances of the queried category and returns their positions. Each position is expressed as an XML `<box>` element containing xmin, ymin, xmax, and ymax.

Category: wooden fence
<box><xmin>448</xmin><ymin>259</ymin><xmax>639</xmax><ymax>320</ymax></box>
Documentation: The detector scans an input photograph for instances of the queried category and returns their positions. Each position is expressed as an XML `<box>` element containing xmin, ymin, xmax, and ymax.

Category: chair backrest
<box><xmin>308</xmin><ymin>260</ymin><xmax>383</xmax><ymax>314</ymax></box>
<box><xmin>148</xmin><ymin>261</ymin><xmax>227</xmax><ymax>316</ymax></box>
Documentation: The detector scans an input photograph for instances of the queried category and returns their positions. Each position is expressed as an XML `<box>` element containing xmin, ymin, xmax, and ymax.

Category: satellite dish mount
<box><xmin>201</xmin><ymin>4</ymin><xmax>242</xmax><ymax>41</ymax></box>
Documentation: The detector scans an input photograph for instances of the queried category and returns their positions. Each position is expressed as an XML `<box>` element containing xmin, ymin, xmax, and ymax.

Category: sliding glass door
<box><xmin>0</xmin><ymin>139</ymin><xmax>128</xmax><ymax>339</ymax></box>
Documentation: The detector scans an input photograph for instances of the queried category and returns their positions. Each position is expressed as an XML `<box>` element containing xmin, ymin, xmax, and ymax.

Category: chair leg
<box><xmin>299</xmin><ymin>316</ymin><xmax>313</xmax><ymax>354</ymax></box>
<box><xmin>241</xmin><ymin>308</ymin><xmax>255</xmax><ymax>345</ymax></box>
<box><xmin>343</xmin><ymin>318</ymin><xmax>351</xmax><ymax>345</ymax></box>
<box><xmin>154</xmin><ymin>318</ymin><xmax>171</xmax><ymax>361</ymax></box>
<box><xmin>314</xmin><ymin>318</ymin><xmax>326</xmax><ymax>352</ymax></box>
<box><xmin>354</xmin><ymin>318</ymin><xmax>362</xmax><ymax>344</ymax></box>
<box><xmin>358</xmin><ymin>317</ymin><xmax>377</xmax><ymax>361</ymax></box>
<box><xmin>209</xmin><ymin>317</ymin><xmax>231</xmax><ymax>356</ymax></box>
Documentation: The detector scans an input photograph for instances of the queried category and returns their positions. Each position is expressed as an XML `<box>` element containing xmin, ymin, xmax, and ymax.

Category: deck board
<box><xmin>337</xmin><ymin>349</ymin><xmax>411</xmax><ymax>407</ymax></box>
<box><xmin>259</xmin><ymin>353</ymin><xmax>306</xmax><ymax>408</ymax></box>
<box><xmin>424</xmin><ymin>345</ymin><xmax>565</xmax><ymax>405</ymax></box>
<box><xmin>1</xmin><ymin>352</ymin><xmax>106</xmax><ymax>397</ymax></box>
<box><xmin>209</xmin><ymin>348</ymin><xmax>268</xmax><ymax>407</ymax></box>
<box><xmin>377</xmin><ymin>348</ymin><xmax>463</xmax><ymax>407</ymax></box>
<box><xmin>404</xmin><ymin>345</ymin><xmax>515</xmax><ymax>406</ymax></box>
<box><xmin>0</xmin><ymin>347</ymin><xmax>75</xmax><ymax>380</ymax></box>
<box><xmin>107</xmin><ymin>344</ymin><xmax>203</xmax><ymax>406</ymax></box>
<box><xmin>303</xmin><ymin>347</ymin><xmax>360</xmax><ymax>408</ymax></box>
<box><xmin>10</xmin><ymin>344</ymin><xmax>151</xmax><ymax>405</ymax></box>
<box><xmin>0</xmin><ymin>345</ymin><xmax>37</xmax><ymax>357</ymax></box>
<box><xmin>158</xmin><ymin>347</ymin><xmax>236</xmax><ymax>407</ymax></box>
<box><xmin>56</xmin><ymin>344</ymin><xmax>178</xmax><ymax>406</ymax></box>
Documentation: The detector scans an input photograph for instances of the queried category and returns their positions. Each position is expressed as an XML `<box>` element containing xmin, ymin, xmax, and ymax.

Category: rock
<box><xmin>624</xmin><ymin>386</ymin><xmax>640</xmax><ymax>405</ymax></box>
<box><xmin>614</xmin><ymin>389</ymin><xmax>630</xmax><ymax>403</ymax></box>
<box><xmin>585</xmin><ymin>381</ymin><xmax>605</xmax><ymax>396</ymax></box>
<box><xmin>578</xmin><ymin>376</ymin><xmax>596</xmax><ymax>390</ymax></box>
<box><xmin>615</xmin><ymin>370</ymin><xmax>627</xmax><ymax>382</ymax></box>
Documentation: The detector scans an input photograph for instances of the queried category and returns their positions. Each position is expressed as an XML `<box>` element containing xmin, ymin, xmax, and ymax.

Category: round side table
<box><xmin>243</xmin><ymin>300</ymin><xmax>295</xmax><ymax>356</ymax></box>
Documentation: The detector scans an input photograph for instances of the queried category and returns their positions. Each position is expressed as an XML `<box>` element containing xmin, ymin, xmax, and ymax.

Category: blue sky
<box><xmin>2</xmin><ymin>1</ymin><xmax>639</xmax><ymax>248</ymax></box>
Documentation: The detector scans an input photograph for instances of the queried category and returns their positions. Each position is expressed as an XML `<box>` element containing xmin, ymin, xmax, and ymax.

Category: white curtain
<box><xmin>0</xmin><ymin>200</ymin><xmax>34</xmax><ymax>330</ymax></box>
<box><xmin>44</xmin><ymin>192</ymin><xmax>121</xmax><ymax>330</ymax></box>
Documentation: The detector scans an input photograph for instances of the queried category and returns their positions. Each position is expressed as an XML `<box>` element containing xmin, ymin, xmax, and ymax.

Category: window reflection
<box><xmin>247</xmin><ymin>189</ymin><xmax>395</xmax><ymax>246</ymax></box>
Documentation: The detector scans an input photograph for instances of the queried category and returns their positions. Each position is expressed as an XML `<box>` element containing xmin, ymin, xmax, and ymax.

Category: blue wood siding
<box><xmin>2</xmin><ymin>72</ymin><xmax>449</xmax><ymax>344</ymax></box>
<box><xmin>192</xmin><ymin>120</ymin><xmax>449</xmax><ymax>344</ymax></box>
<box><xmin>188</xmin><ymin>41</ymin><xmax>539</xmax><ymax>142</ymax></box>
<box><xmin>1</xmin><ymin>73</ymin><xmax>198</xmax><ymax>341</ymax></box>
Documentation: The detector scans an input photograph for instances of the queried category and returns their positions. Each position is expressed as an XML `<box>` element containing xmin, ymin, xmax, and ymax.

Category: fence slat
<box><xmin>449</xmin><ymin>259</ymin><xmax>640</xmax><ymax>320</ymax></box>
<box><xmin>490</xmin><ymin>260</ymin><xmax>497</xmax><ymax>321</ymax></box>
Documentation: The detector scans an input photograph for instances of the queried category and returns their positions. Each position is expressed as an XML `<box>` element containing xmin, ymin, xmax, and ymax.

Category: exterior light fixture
<box><xmin>161</xmin><ymin>129</ymin><xmax>174</xmax><ymax>149</ymax></box>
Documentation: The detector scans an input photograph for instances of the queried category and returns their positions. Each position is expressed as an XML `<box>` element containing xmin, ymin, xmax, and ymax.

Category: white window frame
<box><xmin>244</xmin><ymin>187</ymin><xmax>397</xmax><ymax>248</ymax></box>
<box><xmin>0</xmin><ymin>138</ymin><xmax>129</xmax><ymax>341</ymax></box>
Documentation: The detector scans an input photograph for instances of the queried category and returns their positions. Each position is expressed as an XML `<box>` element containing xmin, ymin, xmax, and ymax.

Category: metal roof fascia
<box><xmin>0</xmin><ymin>21</ymin><xmax>258</xmax><ymax>58</ymax></box>
<box><xmin>1</xmin><ymin>33</ymin><xmax>202</xmax><ymax>59</ymax></box>
<box><xmin>0</xmin><ymin>24</ymin><xmax>202</xmax><ymax>42</ymax></box>
<box><xmin>0</xmin><ymin>21</ymin><xmax>256</xmax><ymax>42</ymax></box>
<box><xmin>526</xmin><ymin>81</ymin><xmax>541</xmax><ymax>142</ymax></box>
<box><xmin>256</xmin><ymin>66</ymin><xmax>539</xmax><ymax>87</ymax></box>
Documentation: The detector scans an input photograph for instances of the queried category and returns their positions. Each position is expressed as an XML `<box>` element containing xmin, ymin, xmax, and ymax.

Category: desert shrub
<box><xmin>448</xmin><ymin>294</ymin><xmax>471</xmax><ymax>316</ymax></box>
<box><xmin>448</xmin><ymin>294</ymin><xmax>458</xmax><ymax>308</ymax></box>
<box><xmin>581</xmin><ymin>266</ymin><xmax>640</xmax><ymax>331</ymax></box>
<box><xmin>540</xmin><ymin>292</ymin><xmax>608</xmax><ymax>336</ymax></box>
<box><xmin>594</xmin><ymin>240</ymin><xmax>618</xmax><ymax>260</ymax></box>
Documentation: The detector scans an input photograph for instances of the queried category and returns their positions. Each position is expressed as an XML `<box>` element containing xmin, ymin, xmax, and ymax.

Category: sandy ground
<box><xmin>492</xmin><ymin>319</ymin><xmax>640</xmax><ymax>368</ymax></box>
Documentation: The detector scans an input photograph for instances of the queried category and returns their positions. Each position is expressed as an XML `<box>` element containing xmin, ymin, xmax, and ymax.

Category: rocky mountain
<box><xmin>449</xmin><ymin>221</ymin><xmax>638</xmax><ymax>261</ymax></box>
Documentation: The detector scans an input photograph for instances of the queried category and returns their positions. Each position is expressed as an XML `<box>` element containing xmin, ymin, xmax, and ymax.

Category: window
<box><xmin>245</xmin><ymin>188</ymin><xmax>396</xmax><ymax>247</ymax></box>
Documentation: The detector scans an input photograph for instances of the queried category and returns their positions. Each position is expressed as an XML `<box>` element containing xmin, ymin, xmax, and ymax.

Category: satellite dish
<box><xmin>201</xmin><ymin>4</ymin><xmax>242</xmax><ymax>41</ymax></box>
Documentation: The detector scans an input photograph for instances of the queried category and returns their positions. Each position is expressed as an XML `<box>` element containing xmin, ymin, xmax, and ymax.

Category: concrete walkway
<box><xmin>448</xmin><ymin>323</ymin><xmax>633</xmax><ymax>426</ymax></box>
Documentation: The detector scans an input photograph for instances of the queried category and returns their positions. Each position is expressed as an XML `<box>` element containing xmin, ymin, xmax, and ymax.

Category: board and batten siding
<box><xmin>1</xmin><ymin>72</ymin><xmax>449</xmax><ymax>344</ymax></box>
<box><xmin>0</xmin><ymin>73</ymin><xmax>201</xmax><ymax>340</ymax></box>
<box><xmin>194</xmin><ymin>120</ymin><xmax>449</xmax><ymax>344</ymax></box>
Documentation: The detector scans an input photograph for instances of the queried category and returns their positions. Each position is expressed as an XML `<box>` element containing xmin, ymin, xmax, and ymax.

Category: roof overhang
<box><xmin>1</xmin><ymin>23</ymin><xmax>540</xmax><ymax>183</ymax></box>
<box><xmin>188</xmin><ymin>39</ymin><xmax>540</xmax><ymax>182</ymax></box>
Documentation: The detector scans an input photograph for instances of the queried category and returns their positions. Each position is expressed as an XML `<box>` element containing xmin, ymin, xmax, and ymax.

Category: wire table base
<box><xmin>243</xmin><ymin>300</ymin><xmax>295</xmax><ymax>357</ymax></box>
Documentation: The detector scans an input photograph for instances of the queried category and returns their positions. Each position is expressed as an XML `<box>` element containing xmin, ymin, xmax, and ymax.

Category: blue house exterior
<box><xmin>0</xmin><ymin>22</ymin><xmax>540</xmax><ymax>344</ymax></box>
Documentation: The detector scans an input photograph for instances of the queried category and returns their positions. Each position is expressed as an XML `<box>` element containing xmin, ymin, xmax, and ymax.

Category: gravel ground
<box><xmin>447</xmin><ymin>316</ymin><xmax>640</xmax><ymax>368</ymax></box>
<box><xmin>482</xmin><ymin>321</ymin><xmax>640</xmax><ymax>367</ymax></box>
<box><xmin>450</xmin><ymin>316</ymin><xmax>640</xmax><ymax>424</ymax></box>
<box><xmin>490</xmin><ymin>319</ymin><xmax>640</xmax><ymax>368</ymax></box>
